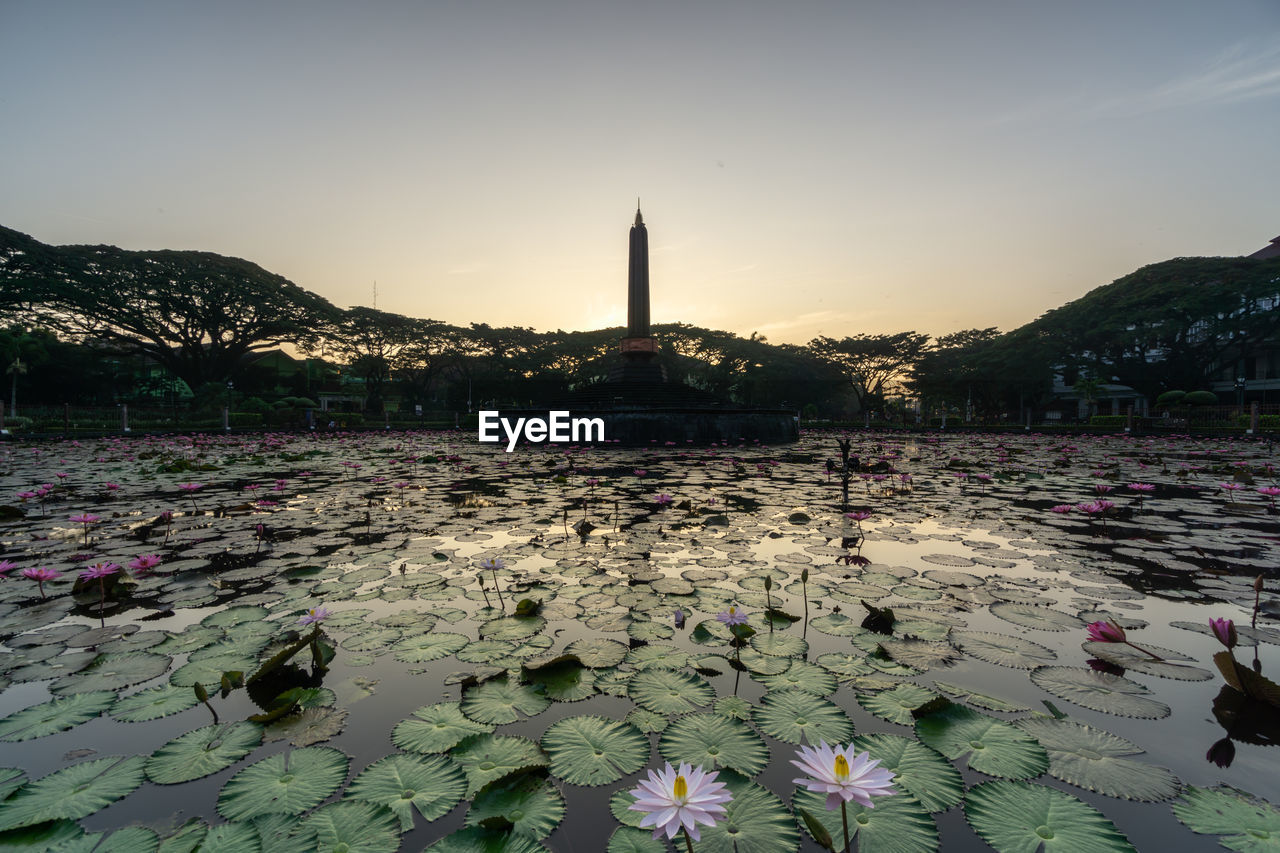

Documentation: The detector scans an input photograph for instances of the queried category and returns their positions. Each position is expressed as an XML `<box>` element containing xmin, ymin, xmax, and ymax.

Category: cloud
<box><xmin>1126</xmin><ymin>40</ymin><xmax>1280</xmax><ymax>111</ymax></box>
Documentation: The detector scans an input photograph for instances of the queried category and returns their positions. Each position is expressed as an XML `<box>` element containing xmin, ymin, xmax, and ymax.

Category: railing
<box><xmin>0</xmin><ymin>404</ymin><xmax>469</xmax><ymax>435</ymax></box>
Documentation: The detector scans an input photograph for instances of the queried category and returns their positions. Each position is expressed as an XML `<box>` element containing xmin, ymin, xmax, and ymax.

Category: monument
<box><xmin>529</xmin><ymin>205</ymin><xmax>799</xmax><ymax>445</ymax></box>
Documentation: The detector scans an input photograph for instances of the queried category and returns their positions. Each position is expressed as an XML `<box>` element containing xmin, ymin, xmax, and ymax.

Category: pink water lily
<box><xmin>21</xmin><ymin>566</ymin><xmax>60</xmax><ymax>599</ymax></box>
<box><xmin>1209</xmin><ymin>617</ymin><xmax>1237</xmax><ymax>649</ymax></box>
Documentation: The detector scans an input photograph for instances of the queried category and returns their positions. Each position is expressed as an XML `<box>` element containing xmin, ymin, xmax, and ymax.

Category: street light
<box><xmin>1236</xmin><ymin>376</ymin><xmax>1246</xmax><ymax>409</ymax></box>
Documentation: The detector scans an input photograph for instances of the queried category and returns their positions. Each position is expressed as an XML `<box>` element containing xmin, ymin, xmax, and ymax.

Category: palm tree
<box><xmin>1074</xmin><ymin>376</ymin><xmax>1101</xmax><ymax>420</ymax></box>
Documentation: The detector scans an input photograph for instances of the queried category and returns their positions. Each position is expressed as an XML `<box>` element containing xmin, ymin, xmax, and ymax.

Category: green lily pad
<box><xmin>393</xmin><ymin>703</ymin><xmax>495</xmax><ymax>754</ymax></box>
<box><xmin>990</xmin><ymin>603</ymin><xmax>1082</xmax><ymax>632</ymax></box>
<box><xmin>462</xmin><ymin>679</ymin><xmax>551</xmax><ymax>725</ymax></box>
<box><xmin>191</xmin><ymin>821</ymin><xmax>262</xmax><ymax>853</ymax></box>
<box><xmin>808</xmin><ymin>613</ymin><xmax>867</xmax><ymax>637</ymax></box>
<box><xmin>392</xmin><ymin>632</ymin><xmax>468</xmax><ymax>663</ymax></box>
<box><xmin>660</xmin><ymin>713</ymin><xmax>769</xmax><ymax>777</ymax></box>
<box><xmin>0</xmin><ymin>691</ymin><xmax>115</xmax><ymax>741</ymax></box>
<box><xmin>466</xmin><ymin>774</ymin><xmax>565</xmax><ymax>839</ymax></box>
<box><xmin>564</xmin><ymin>637</ymin><xmax>628</xmax><ymax>668</ymax></box>
<box><xmin>423</xmin><ymin>826</ymin><xmax>550</xmax><ymax>852</ymax></box>
<box><xmin>1030</xmin><ymin>666</ymin><xmax>1171</xmax><ymax>719</ymax></box>
<box><xmin>625</xmin><ymin>708</ymin><xmax>668</xmax><ymax>733</ymax></box>
<box><xmin>479</xmin><ymin>616</ymin><xmax>546</xmax><ymax>642</ymax></box>
<box><xmin>1171</xmin><ymin>785</ymin><xmax>1280</xmax><ymax>851</ymax></box>
<box><xmin>952</xmin><ymin>630</ymin><xmax>1057</xmax><ymax>669</ymax></box>
<box><xmin>859</xmin><ymin>684</ymin><xmax>942</xmax><ymax>726</ymax></box>
<box><xmin>625</xmin><ymin>645</ymin><xmax>690</xmax><ymax>670</ymax></box>
<box><xmin>755</xmin><ymin>690</ymin><xmax>854</xmax><ymax>746</ymax></box>
<box><xmin>696</xmin><ymin>770</ymin><xmax>800</xmax><ymax>853</ymax></box>
<box><xmin>793</xmin><ymin>786</ymin><xmax>937</xmax><ymax>853</ymax></box>
<box><xmin>628</xmin><ymin>670</ymin><xmax>715</xmax><ymax>715</ymax></box>
<box><xmin>451</xmin><ymin>734</ymin><xmax>548</xmax><ymax>797</ymax></box>
<box><xmin>47</xmin><ymin>652</ymin><xmax>171</xmax><ymax>695</ymax></box>
<box><xmin>965</xmin><ymin>779</ymin><xmax>1136</xmax><ymax>851</ymax></box>
<box><xmin>217</xmin><ymin>746</ymin><xmax>350</xmax><ymax>821</ymax></box>
<box><xmin>915</xmin><ymin>705</ymin><xmax>1048</xmax><ymax>780</ymax></box>
<box><xmin>111</xmin><ymin>684</ymin><xmax>200</xmax><ymax>722</ymax></box>
<box><xmin>877</xmin><ymin>638</ymin><xmax>956</xmax><ymax>671</ymax></box>
<box><xmin>852</xmin><ymin>732</ymin><xmax>964</xmax><ymax>813</ymax></box>
<box><xmin>1015</xmin><ymin>717</ymin><xmax>1180</xmax><ymax>801</ymax></box>
<box><xmin>303</xmin><ymin>801</ymin><xmax>402</xmax><ymax>853</ymax></box>
<box><xmin>541</xmin><ymin>716</ymin><xmax>648</xmax><ymax>786</ymax></box>
<box><xmin>607</xmin><ymin>826</ymin><xmax>665</xmax><ymax>853</ymax></box>
<box><xmin>147</xmin><ymin>721</ymin><xmax>264</xmax><ymax>784</ymax></box>
<box><xmin>627</xmin><ymin>619</ymin><xmax>673</xmax><ymax>643</ymax></box>
<box><xmin>757</xmin><ymin>661</ymin><xmax>836</xmax><ymax>696</ymax></box>
<box><xmin>932</xmin><ymin>681</ymin><xmax>1032</xmax><ymax>713</ymax></box>
<box><xmin>0</xmin><ymin>755</ymin><xmax>146</xmax><ymax>831</ymax></box>
<box><xmin>346</xmin><ymin>753</ymin><xmax>466</xmax><ymax>830</ymax></box>
<box><xmin>750</xmin><ymin>633</ymin><xmax>807</xmax><ymax>657</ymax></box>
<box><xmin>713</xmin><ymin>696</ymin><xmax>752</xmax><ymax>721</ymax></box>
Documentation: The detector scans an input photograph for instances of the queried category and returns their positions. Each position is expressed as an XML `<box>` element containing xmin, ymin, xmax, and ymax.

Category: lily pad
<box><xmin>964</xmin><ymin>779</ymin><xmax>1136</xmax><ymax>851</ymax></box>
<box><xmin>0</xmin><ymin>755</ymin><xmax>146</xmax><ymax>831</ymax></box>
<box><xmin>1015</xmin><ymin>717</ymin><xmax>1180</xmax><ymax>802</ymax></box>
<box><xmin>303</xmin><ymin>801</ymin><xmax>402</xmax><ymax>853</ymax></box>
<box><xmin>564</xmin><ymin>637</ymin><xmax>628</xmax><ymax>668</ymax></box>
<box><xmin>462</xmin><ymin>679</ymin><xmax>551</xmax><ymax>725</ymax></box>
<box><xmin>915</xmin><ymin>705</ymin><xmax>1048</xmax><ymax>780</ymax></box>
<box><xmin>346</xmin><ymin>753</ymin><xmax>467</xmax><ymax>830</ymax></box>
<box><xmin>217</xmin><ymin>746</ymin><xmax>350</xmax><ymax>820</ymax></box>
<box><xmin>541</xmin><ymin>716</ymin><xmax>648</xmax><ymax>786</ymax></box>
<box><xmin>147</xmin><ymin>721</ymin><xmax>264</xmax><ymax>784</ymax></box>
<box><xmin>793</xmin><ymin>786</ymin><xmax>938</xmax><ymax>853</ymax></box>
<box><xmin>1030</xmin><ymin>666</ymin><xmax>1171</xmax><ymax>719</ymax></box>
<box><xmin>952</xmin><ymin>630</ymin><xmax>1057</xmax><ymax>670</ymax></box>
<box><xmin>659</xmin><ymin>713</ymin><xmax>769</xmax><ymax>777</ymax></box>
<box><xmin>859</xmin><ymin>684</ymin><xmax>942</xmax><ymax>726</ymax></box>
<box><xmin>755</xmin><ymin>690</ymin><xmax>854</xmax><ymax>746</ymax></box>
<box><xmin>111</xmin><ymin>684</ymin><xmax>200</xmax><ymax>722</ymax></box>
<box><xmin>465</xmin><ymin>774</ymin><xmax>565</xmax><ymax>839</ymax></box>
<box><xmin>451</xmin><ymin>734</ymin><xmax>548</xmax><ymax>797</ymax></box>
<box><xmin>1171</xmin><ymin>785</ymin><xmax>1280</xmax><ymax>851</ymax></box>
<box><xmin>990</xmin><ymin>603</ymin><xmax>1082</xmax><ymax>632</ymax></box>
<box><xmin>393</xmin><ymin>703</ymin><xmax>495</xmax><ymax>754</ymax></box>
<box><xmin>852</xmin><ymin>732</ymin><xmax>964</xmax><ymax>813</ymax></box>
<box><xmin>628</xmin><ymin>670</ymin><xmax>714</xmax><ymax>715</ymax></box>
<box><xmin>696</xmin><ymin>770</ymin><xmax>800</xmax><ymax>853</ymax></box>
<box><xmin>0</xmin><ymin>691</ymin><xmax>115</xmax><ymax>742</ymax></box>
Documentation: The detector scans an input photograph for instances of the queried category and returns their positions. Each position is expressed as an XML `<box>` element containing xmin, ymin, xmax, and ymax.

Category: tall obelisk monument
<box><xmin>621</xmin><ymin>201</ymin><xmax>658</xmax><ymax>360</ymax></box>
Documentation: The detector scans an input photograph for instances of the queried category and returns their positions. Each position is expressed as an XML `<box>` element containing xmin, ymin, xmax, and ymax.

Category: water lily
<box><xmin>792</xmin><ymin>741</ymin><xmax>897</xmax><ymax>810</ymax></box>
<box><xmin>1085</xmin><ymin>618</ymin><xmax>1163</xmax><ymax>660</ymax></box>
<box><xmin>717</xmin><ymin>605</ymin><xmax>748</xmax><ymax>626</ymax></box>
<box><xmin>1209</xmin><ymin>617</ymin><xmax>1237</xmax><ymax>650</ymax></box>
<box><xmin>21</xmin><ymin>566</ymin><xmax>60</xmax><ymax>599</ymax></box>
<box><xmin>792</xmin><ymin>741</ymin><xmax>896</xmax><ymax>853</ymax></box>
<box><xmin>298</xmin><ymin>606</ymin><xmax>332</xmax><ymax>626</ymax></box>
<box><xmin>627</xmin><ymin>761</ymin><xmax>731</xmax><ymax>849</ymax></box>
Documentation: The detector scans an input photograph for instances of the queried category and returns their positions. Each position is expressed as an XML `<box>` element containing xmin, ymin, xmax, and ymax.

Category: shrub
<box><xmin>1155</xmin><ymin>390</ymin><xmax>1186</xmax><ymax>408</ymax></box>
<box><xmin>1088</xmin><ymin>415</ymin><xmax>1128</xmax><ymax>426</ymax></box>
<box><xmin>239</xmin><ymin>397</ymin><xmax>273</xmax><ymax>416</ymax></box>
<box><xmin>1184</xmin><ymin>390</ymin><xmax>1219</xmax><ymax>406</ymax></box>
<box><xmin>229</xmin><ymin>413</ymin><xmax>264</xmax><ymax>427</ymax></box>
<box><xmin>1</xmin><ymin>415</ymin><xmax>33</xmax><ymax>431</ymax></box>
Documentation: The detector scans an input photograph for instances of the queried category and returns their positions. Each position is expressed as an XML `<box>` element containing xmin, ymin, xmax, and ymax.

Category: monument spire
<box><xmin>626</xmin><ymin>202</ymin><xmax>650</xmax><ymax>340</ymax></box>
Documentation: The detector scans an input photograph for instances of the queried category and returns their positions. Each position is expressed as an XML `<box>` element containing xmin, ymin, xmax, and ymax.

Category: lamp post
<box><xmin>6</xmin><ymin>357</ymin><xmax>25</xmax><ymax>417</ymax></box>
<box><xmin>1236</xmin><ymin>376</ymin><xmax>1246</xmax><ymax>409</ymax></box>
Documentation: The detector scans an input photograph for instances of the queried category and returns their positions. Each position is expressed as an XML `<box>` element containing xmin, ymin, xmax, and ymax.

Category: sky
<box><xmin>2</xmin><ymin>1</ymin><xmax>1278</xmax><ymax>345</ymax></box>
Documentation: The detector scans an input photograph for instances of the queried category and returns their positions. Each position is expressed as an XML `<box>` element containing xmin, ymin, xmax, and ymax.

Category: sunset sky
<box><xmin>2</xmin><ymin>1</ymin><xmax>1277</xmax><ymax>344</ymax></box>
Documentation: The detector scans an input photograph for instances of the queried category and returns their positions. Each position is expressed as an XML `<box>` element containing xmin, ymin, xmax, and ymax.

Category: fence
<box><xmin>0</xmin><ymin>404</ymin><xmax>468</xmax><ymax>436</ymax></box>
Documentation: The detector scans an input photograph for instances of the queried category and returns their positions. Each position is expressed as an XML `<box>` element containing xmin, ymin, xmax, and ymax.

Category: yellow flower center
<box><xmin>833</xmin><ymin>754</ymin><xmax>850</xmax><ymax>781</ymax></box>
<box><xmin>673</xmin><ymin>774</ymin><xmax>688</xmax><ymax>802</ymax></box>
<box><xmin>728</xmin><ymin>607</ymin><xmax>737</xmax><ymax>615</ymax></box>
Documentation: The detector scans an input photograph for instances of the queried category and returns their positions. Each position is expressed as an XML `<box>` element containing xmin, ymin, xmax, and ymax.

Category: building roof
<box><xmin>1248</xmin><ymin>235</ymin><xmax>1280</xmax><ymax>260</ymax></box>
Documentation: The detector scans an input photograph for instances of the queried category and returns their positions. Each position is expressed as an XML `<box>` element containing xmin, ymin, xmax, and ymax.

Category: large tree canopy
<box><xmin>807</xmin><ymin>332</ymin><xmax>931</xmax><ymax>412</ymax></box>
<box><xmin>0</xmin><ymin>226</ymin><xmax>340</xmax><ymax>391</ymax></box>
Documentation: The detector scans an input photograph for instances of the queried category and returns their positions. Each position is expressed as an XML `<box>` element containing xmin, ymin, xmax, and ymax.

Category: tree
<box><xmin>0</xmin><ymin>226</ymin><xmax>340</xmax><ymax>391</ymax></box>
<box><xmin>807</xmin><ymin>332</ymin><xmax>931</xmax><ymax>413</ymax></box>
<box><xmin>318</xmin><ymin>307</ymin><xmax>427</xmax><ymax>413</ymax></box>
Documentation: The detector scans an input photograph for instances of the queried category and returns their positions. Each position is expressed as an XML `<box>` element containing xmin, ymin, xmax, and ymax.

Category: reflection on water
<box><xmin>0</xmin><ymin>429</ymin><xmax>1275</xmax><ymax>850</ymax></box>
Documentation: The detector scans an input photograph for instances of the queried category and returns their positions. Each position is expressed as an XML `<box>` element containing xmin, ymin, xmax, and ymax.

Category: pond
<box><xmin>0</xmin><ymin>429</ymin><xmax>1275</xmax><ymax>851</ymax></box>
